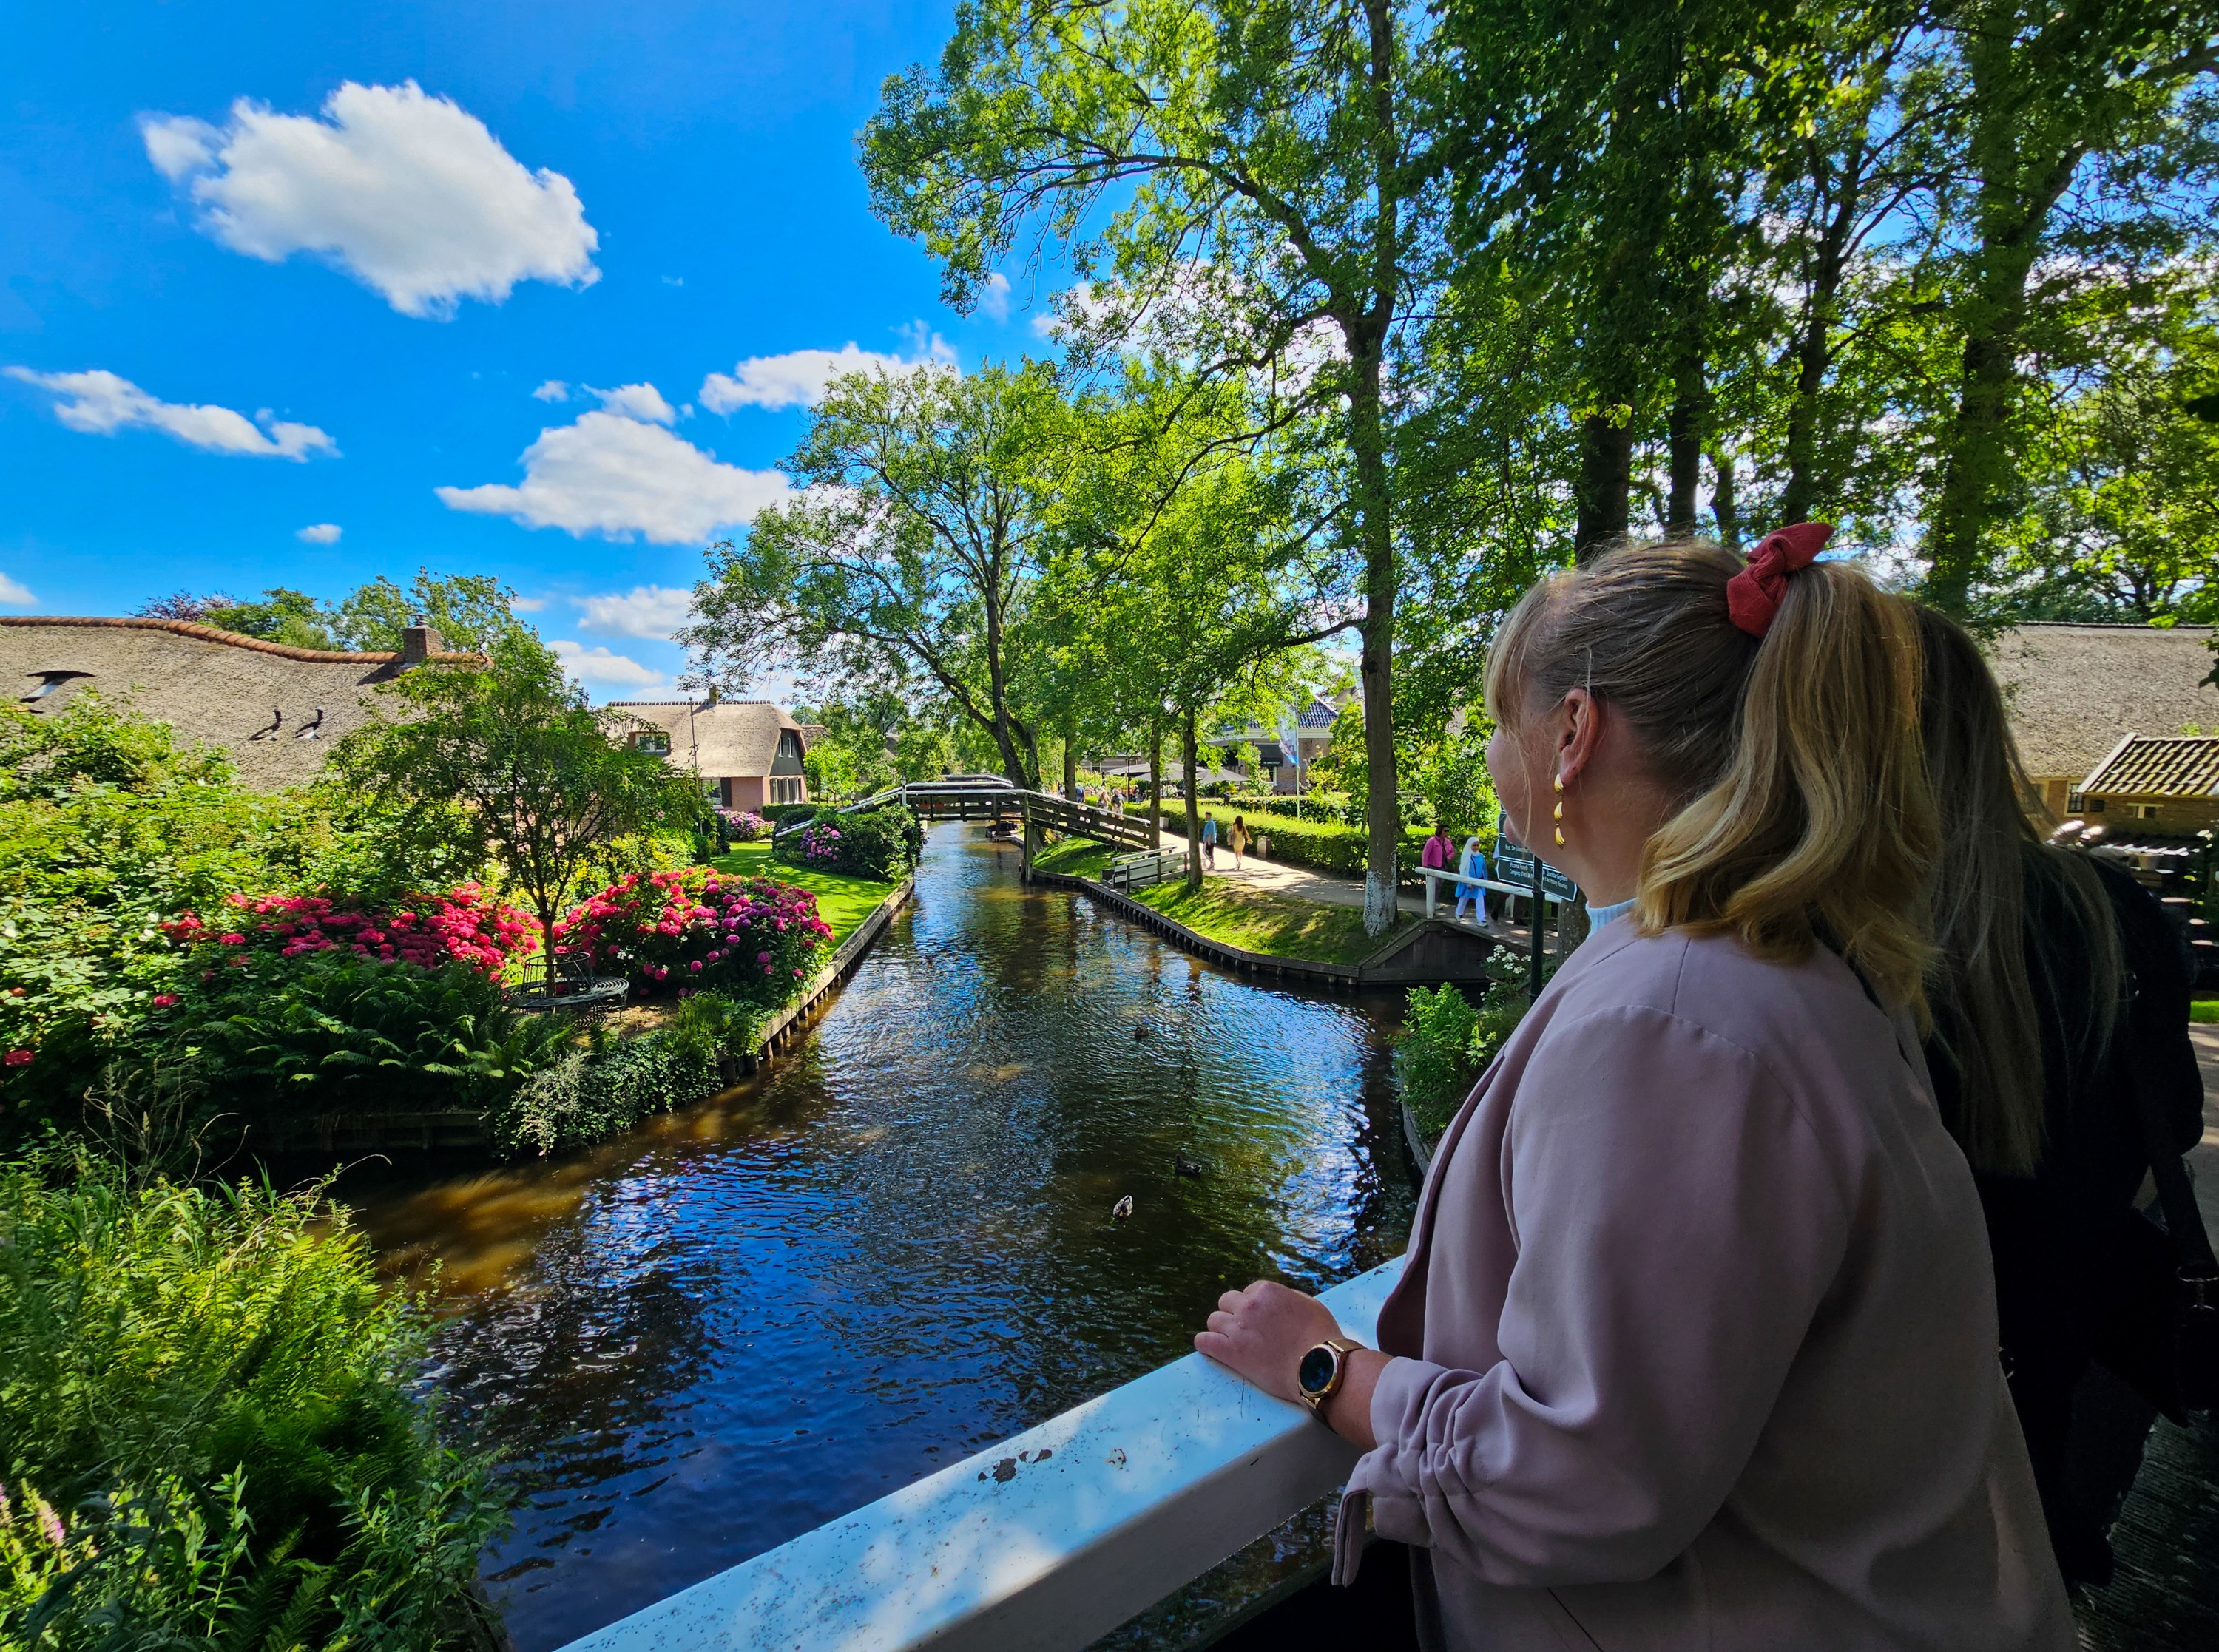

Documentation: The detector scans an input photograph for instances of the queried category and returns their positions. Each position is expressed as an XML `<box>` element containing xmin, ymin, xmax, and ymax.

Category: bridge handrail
<box><xmin>557</xmin><ymin>1258</ymin><xmax>1403</xmax><ymax>1652</ymax></box>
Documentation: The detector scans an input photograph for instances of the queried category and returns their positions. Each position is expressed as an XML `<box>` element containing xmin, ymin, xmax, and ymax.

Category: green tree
<box><xmin>863</xmin><ymin>0</ymin><xmax>1449</xmax><ymax>931</ymax></box>
<box><xmin>337</xmin><ymin>639</ymin><xmax>701</xmax><ymax>995</ymax></box>
<box><xmin>198</xmin><ymin>588</ymin><xmax>337</xmax><ymax>651</ymax></box>
<box><xmin>329</xmin><ymin>572</ymin><xmax>536</xmax><ymax>652</ymax></box>
<box><xmin>686</xmin><ymin>362</ymin><xmax>1070</xmax><ymax>791</ymax></box>
<box><xmin>1922</xmin><ymin>0</ymin><xmax>2219</xmax><ymax>612</ymax></box>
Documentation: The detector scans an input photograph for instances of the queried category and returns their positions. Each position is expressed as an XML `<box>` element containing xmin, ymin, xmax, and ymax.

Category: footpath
<box><xmin>1192</xmin><ymin>841</ymin><xmax>1552</xmax><ymax>952</ymax></box>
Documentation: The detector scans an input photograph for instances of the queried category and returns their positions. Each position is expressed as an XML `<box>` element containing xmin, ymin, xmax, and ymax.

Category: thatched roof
<box><xmin>602</xmin><ymin>699</ymin><xmax>805</xmax><ymax>777</ymax></box>
<box><xmin>1990</xmin><ymin>623</ymin><xmax>2218</xmax><ymax>782</ymax></box>
<box><xmin>0</xmin><ymin>616</ymin><xmax>482</xmax><ymax>791</ymax></box>
<box><xmin>2080</xmin><ymin>734</ymin><xmax>2219</xmax><ymax>797</ymax></box>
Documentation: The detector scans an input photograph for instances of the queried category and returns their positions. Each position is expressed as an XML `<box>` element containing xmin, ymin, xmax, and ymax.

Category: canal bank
<box><xmin>348</xmin><ymin>823</ymin><xmax>1416</xmax><ymax>1652</ymax></box>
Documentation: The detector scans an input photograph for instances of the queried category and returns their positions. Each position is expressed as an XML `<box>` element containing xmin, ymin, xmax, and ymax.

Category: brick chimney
<box><xmin>400</xmin><ymin>613</ymin><xmax>447</xmax><ymax>663</ymax></box>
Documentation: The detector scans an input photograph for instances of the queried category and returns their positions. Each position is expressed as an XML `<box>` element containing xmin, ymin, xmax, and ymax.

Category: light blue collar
<box><xmin>1586</xmin><ymin>896</ymin><xmax>1637</xmax><ymax>928</ymax></box>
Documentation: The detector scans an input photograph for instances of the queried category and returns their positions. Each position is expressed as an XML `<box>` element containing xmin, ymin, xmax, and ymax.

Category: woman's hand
<box><xmin>1195</xmin><ymin>1280</ymin><xmax>1347</xmax><ymax>1404</ymax></box>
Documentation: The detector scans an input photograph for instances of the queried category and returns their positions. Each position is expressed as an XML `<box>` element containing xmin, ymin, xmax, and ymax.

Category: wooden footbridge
<box><xmin>774</xmin><ymin>774</ymin><xmax>1157</xmax><ymax>853</ymax></box>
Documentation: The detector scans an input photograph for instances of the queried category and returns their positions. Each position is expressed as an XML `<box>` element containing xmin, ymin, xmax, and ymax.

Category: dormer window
<box><xmin>631</xmin><ymin>730</ymin><xmax>671</xmax><ymax>755</ymax></box>
<box><xmin>24</xmin><ymin>670</ymin><xmax>90</xmax><ymax>703</ymax></box>
<box><xmin>779</xmin><ymin>731</ymin><xmax>800</xmax><ymax>759</ymax></box>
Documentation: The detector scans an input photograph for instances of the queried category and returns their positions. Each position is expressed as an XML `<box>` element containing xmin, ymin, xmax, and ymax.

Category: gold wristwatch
<box><xmin>1296</xmin><ymin>1338</ymin><xmax>1362</xmax><ymax>1423</ymax></box>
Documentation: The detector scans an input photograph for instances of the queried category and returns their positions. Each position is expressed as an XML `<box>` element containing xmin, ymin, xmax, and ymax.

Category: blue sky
<box><xmin>0</xmin><ymin>1</ymin><xmax>1053</xmax><ymax>697</ymax></box>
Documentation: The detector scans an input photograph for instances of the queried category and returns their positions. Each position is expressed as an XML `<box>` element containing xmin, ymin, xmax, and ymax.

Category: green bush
<box><xmin>0</xmin><ymin>1149</ymin><xmax>507</xmax><ymax>1650</ymax></box>
<box><xmin>774</xmin><ymin>805</ymin><xmax>919</xmax><ymax>880</ymax></box>
<box><xmin>1395</xmin><ymin>949</ymin><xmax>1554</xmax><ymax>1139</ymax></box>
<box><xmin>0</xmin><ymin>697</ymin><xmax>480</xmax><ymax>1140</ymax></box>
<box><xmin>488</xmin><ymin>993</ymin><xmax>757</xmax><ymax>1157</ymax></box>
<box><xmin>158</xmin><ymin>952</ymin><xmax>578</xmax><ymax>1126</ymax></box>
<box><xmin>1150</xmin><ymin>805</ymin><xmax>1426</xmax><ymax>882</ymax></box>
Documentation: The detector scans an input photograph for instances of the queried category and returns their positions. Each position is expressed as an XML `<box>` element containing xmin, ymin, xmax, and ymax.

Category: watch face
<box><xmin>1297</xmin><ymin>1344</ymin><xmax>1338</xmax><ymax>1397</ymax></box>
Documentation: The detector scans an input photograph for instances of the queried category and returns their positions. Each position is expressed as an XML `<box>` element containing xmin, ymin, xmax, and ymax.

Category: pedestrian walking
<box><xmin>1201</xmin><ymin>813</ymin><xmax>1218</xmax><ymax>868</ymax></box>
<box><xmin>1229</xmin><ymin>814</ymin><xmax>1250</xmax><ymax>870</ymax></box>
<box><xmin>1453</xmin><ymin>833</ymin><xmax>1487</xmax><ymax>922</ymax></box>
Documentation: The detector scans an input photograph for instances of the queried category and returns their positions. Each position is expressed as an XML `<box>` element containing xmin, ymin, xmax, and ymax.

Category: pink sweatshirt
<box><xmin>1338</xmin><ymin>920</ymin><xmax>2071</xmax><ymax>1651</ymax></box>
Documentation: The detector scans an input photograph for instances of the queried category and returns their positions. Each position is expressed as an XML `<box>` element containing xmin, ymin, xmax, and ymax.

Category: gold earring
<box><xmin>1553</xmin><ymin>773</ymin><xmax>1567</xmax><ymax>844</ymax></box>
<box><xmin>1554</xmin><ymin>825</ymin><xmax>1567</xmax><ymax>846</ymax></box>
<box><xmin>1552</xmin><ymin>772</ymin><xmax>1564</xmax><ymax>793</ymax></box>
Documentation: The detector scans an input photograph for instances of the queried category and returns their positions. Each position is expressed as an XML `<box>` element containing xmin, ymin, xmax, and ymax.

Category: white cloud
<box><xmin>575</xmin><ymin>584</ymin><xmax>695</xmax><ymax>640</ymax></box>
<box><xmin>661</xmin><ymin>274</ymin><xmax>684</xmax><ymax>288</ymax></box>
<box><xmin>588</xmin><ymin>382</ymin><xmax>677</xmax><ymax>424</ymax></box>
<box><xmin>551</xmin><ymin>640</ymin><xmax>671</xmax><ymax>690</ymax></box>
<box><xmin>531</xmin><ymin>379</ymin><xmax>569</xmax><ymax>402</ymax></box>
<box><xmin>0</xmin><ymin>573</ymin><xmax>34</xmax><ymax>606</ymax></box>
<box><xmin>295</xmin><ymin>522</ymin><xmax>342</xmax><ymax>544</ymax></box>
<box><xmin>979</xmin><ymin>271</ymin><xmax>1012</xmax><ymax>322</ymax></box>
<box><xmin>7</xmin><ymin>367</ymin><xmax>337</xmax><ymax>460</ymax></box>
<box><xmin>699</xmin><ymin>334</ymin><xmax>956</xmax><ymax>413</ymax></box>
<box><xmin>140</xmin><ymin>81</ymin><xmax>600</xmax><ymax>319</ymax></box>
<box><xmin>510</xmin><ymin>595</ymin><xmax>546</xmax><ymax>612</ymax></box>
<box><xmin>434</xmin><ymin>409</ymin><xmax>787</xmax><ymax>544</ymax></box>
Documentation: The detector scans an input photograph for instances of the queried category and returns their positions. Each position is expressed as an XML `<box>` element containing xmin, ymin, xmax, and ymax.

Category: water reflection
<box><xmin>348</xmin><ymin>825</ymin><xmax>1413</xmax><ymax>1651</ymax></box>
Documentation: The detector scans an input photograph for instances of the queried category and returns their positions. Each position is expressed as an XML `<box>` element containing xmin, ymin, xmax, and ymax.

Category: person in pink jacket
<box><xmin>1197</xmin><ymin>528</ymin><xmax>2071</xmax><ymax>1650</ymax></box>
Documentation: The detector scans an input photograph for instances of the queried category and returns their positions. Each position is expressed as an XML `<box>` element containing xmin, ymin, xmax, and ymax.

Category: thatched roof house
<box><xmin>1990</xmin><ymin>623</ymin><xmax>2218</xmax><ymax>819</ymax></box>
<box><xmin>0</xmin><ymin>616</ymin><xmax>482</xmax><ymax>791</ymax></box>
<box><xmin>603</xmin><ymin>699</ymin><xmax>811</xmax><ymax>811</ymax></box>
<box><xmin>2072</xmin><ymin>734</ymin><xmax>2219</xmax><ymax>836</ymax></box>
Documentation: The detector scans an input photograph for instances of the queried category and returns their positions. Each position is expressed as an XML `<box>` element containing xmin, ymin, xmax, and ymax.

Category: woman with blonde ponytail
<box><xmin>1197</xmin><ymin>529</ymin><xmax>2070</xmax><ymax>1650</ymax></box>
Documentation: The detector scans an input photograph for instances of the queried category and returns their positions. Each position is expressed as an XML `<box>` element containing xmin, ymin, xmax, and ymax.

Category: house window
<box><xmin>779</xmin><ymin>731</ymin><xmax>801</xmax><ymax>759</ymax></box>
<box><xmin>2129</xmin><ymin>803</ymin><xmax>2161</xmax><ymax>821</ymax></box>
<box><xmin>768</xmin><ymin>776</ymin><xmax>805</xmax><ymax>806</ymax></box>
<box><xmin>2085</xmin><ymin>796</ymin><xmax>2107</xmax><ymax>813</ymax></box>
<box><xmin>631</xmin><ymin>730</ymin><xmax>671</xmax><ymax>755</ymax></box>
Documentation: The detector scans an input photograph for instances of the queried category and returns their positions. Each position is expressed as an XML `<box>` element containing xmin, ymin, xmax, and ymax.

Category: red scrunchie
<box><xmin>1726</xmin><ymin>521</ymin><xmax>1833</xmax><ymax>637</ymax></box>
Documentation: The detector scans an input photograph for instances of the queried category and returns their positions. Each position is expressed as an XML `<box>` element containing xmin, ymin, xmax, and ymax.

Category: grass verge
<box><xmin>1033</xmin><ymin>837</ymin><xmax>1118</xmax><ymax>879</ymax></box>
<box><xmin>2193</xmin><ymin>999</ymin><xmax>2218</xmax><ymax>1024</ymax></box>
<box><xmin>711</xmin><ymin>844</ymin><xmax>897</xmax><ymax>947</ymax></box>
<box><xmin>1129</xmin><ymin>874</ymin><xmax>1416</xmax><ymax>966</ymax></box>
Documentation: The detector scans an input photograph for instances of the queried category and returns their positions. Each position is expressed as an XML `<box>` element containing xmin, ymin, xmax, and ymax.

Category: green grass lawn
<box><xmin>1130</xmin><ymin>874</ymin><xmax>1416</xmax><ymax>965</ymax></box>
<box><xmin>711</xmin><ymin>843</ymin><xmax>898</xmax><ymax>947</ymax></box>
<box><xmin>1032</xmin><ymin>838</ymin><xmax>1117</xmax><ymax>879</ymax></box>
<box><xmin>2193</xmin><ymin>1000</ymin><xmax>2218</xmax><ymax>1025</ymax></box>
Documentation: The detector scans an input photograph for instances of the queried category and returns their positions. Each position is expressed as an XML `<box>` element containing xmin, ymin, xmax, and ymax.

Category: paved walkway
<box><xmin>1194</xmin><ymin>844</ymin><xmax>1547</xmax><ymax>949</ymax></box>
<box><xmin>2191</xmin><ymin>1023</ymin><xmax>2219</xmax><ymax>1253</ymax></box>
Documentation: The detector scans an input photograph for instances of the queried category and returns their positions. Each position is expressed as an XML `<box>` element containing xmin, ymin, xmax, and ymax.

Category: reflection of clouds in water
<box><xmin>350</xmin><ymin>824</ymin><xmax>1411</xmax><ymax>1652</ymax></box>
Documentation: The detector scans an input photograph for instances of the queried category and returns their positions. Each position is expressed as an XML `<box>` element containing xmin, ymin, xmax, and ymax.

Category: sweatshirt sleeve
<box><xmin>1347</xmin><ymin>1004</ymin><xmax>1851</xmax><ymax>1586</ymax></box>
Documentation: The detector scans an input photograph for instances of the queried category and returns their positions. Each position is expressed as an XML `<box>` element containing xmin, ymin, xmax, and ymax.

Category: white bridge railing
<box><xmin>555</xmin><ymin>1258</ymin><xmax>1403</xmax><ymax>1652</ymax></box>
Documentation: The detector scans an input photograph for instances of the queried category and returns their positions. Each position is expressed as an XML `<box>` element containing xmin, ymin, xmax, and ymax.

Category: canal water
<box><xmin>351</xmin><ymin>825</ymin><xmax>1416</xmax><ymax>1651</ymax></box>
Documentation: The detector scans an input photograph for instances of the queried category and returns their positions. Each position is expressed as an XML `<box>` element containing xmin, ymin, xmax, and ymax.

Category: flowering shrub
<box><xmin>163</xmin><ymin>884</ymin><xmax>537</xmax><ymax>976</ymax></box>
<box><xmin>554</xmin><ymin>867</ymin><xmax>831</xmax><ymax>1004</ymax></box>
<box><xmin>716</xmin><ymin>808</ymin><xmax>769</xmax><ymax>842</ymax></box>
<box><xmin>772</xmin><ymin>805</ymin><xmax>919</xmax><ymax>880</ymax></box>
<box><xmin>788</xmin><ymin>820</ymin><xmax>845</xmax><ymax>867</ymax></box>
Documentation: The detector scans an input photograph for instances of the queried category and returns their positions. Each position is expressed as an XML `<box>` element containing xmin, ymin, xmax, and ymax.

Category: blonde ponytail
<box><xmin>1487</xmin><ymin>540</ymin><xmax>1937</xmax><ymax>1009</ymax></box>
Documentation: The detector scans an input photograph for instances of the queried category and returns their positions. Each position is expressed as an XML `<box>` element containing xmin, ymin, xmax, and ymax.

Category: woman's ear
<box><xmin>1556</xmin><ymin>688</ymin><xmax>1602</xmax><ymax>786</ymax></box>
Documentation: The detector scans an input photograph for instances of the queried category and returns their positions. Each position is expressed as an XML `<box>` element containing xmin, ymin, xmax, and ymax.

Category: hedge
<box><xmin>1141</xmin><ymin>805</ymin><xmax>1431</xmax><ymax>882</ymax></box>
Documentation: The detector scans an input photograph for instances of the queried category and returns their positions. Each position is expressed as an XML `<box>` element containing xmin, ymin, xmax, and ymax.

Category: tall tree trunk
<box><xmin>1927</xmin><ymin>265</ymin><xmax>2043</xmax><ymax>615</ymax></box>
<box><xmin>1182</xmin><ymin>709</ymin><xmax>1203</xmax><ymax>891</ymax></box>
<box><xmin>1574</xmin><ymin>411</ymin><xmax>1633</xmax><ymax>560</ymax></box>
<box><xmin>1711</xmin><ymin>444</ymin><xmax>1740</xmax><ymax>550</ymax></box>
<box><xmin>1665</xmin><ymin>343</ymin><xmax>1706</xmax><ymax>536</ymax></box>
<box><xmin>1061</xmin><ymin>714</ymin><xmax>1077</xmax><ymax>801</ymax></box>
<box><xmin>1148</xmin><ymin>720</ymin><xmax>1163</xmax><ymax>850</ymax></box>
<box><xmin>1777</xmin><ymin>156</ymin><xmax>1860</xmax><ymax>524</ymax></box>
<box><xmin>1354</xmin><ymin>0</ymin><xmax>1401</xmax><ymax>937</ymax></box>
<box><xmin>1925</xmin><ymin>51</ymin><xmax>2087</xmax><ymax>617</ymax></box>
<box><xmin>1352</xmin><ymin>356</ymin><xmax>1399</xmax><ymax>935</ymax></box>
